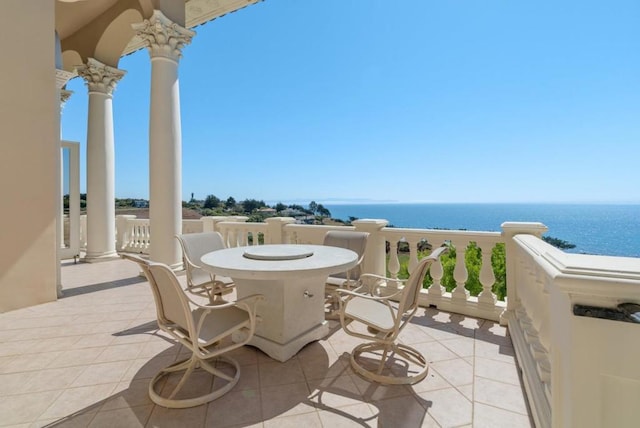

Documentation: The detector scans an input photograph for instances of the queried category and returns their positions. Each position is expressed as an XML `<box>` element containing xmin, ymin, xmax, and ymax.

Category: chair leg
<box><xmin>149</xmin><ymin>354</ymin><xmax>241</xmax><ymax>409</ymax></box>
<box><xmin>350</xmin><ymin>342</ymin><xmax>429</xmax><ymax>385</ymax></box>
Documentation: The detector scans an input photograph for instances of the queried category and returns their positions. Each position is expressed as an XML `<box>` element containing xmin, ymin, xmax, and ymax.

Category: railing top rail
<box><xmin>514</xmin><ymin>233</ymin><xmax>640</xmax><ymax>296</ymax></box>
<box><xmin>217</xmin><ymin>221</ymin><xmax>267</xmax><ymax>229</ymax></box>
<box><xmin>283</xmin><ymin>224</ymin><xmax>355</xmax><ymax>231</ymax></box>
<box><xmin>382</xmin><ymin>226</ymin><xmax>502</xmax><ymax>240</ymax></box>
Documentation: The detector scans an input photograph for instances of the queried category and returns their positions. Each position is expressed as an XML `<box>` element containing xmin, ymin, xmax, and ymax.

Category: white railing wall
<box><xmin>504</xmin><ymin>224</ymin><xmax>640</xmax><ymax>428</ymax></box>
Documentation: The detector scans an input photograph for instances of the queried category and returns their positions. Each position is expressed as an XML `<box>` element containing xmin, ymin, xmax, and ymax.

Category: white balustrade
<box><xmin>382</xmin><ymin>227</ymin><xmax>505</xmax><ymax>322</ymax></box>
<box><xmin>506</xmin><ymin>230</ymin><xmax>640</xmax><ymax>428</ymax></box>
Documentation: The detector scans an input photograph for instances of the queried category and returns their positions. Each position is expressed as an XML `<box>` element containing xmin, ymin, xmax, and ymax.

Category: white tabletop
<box><xmin>200</xmin><ymin>244</ymin><xmax>358</xmax><ymax>280</ymax></box>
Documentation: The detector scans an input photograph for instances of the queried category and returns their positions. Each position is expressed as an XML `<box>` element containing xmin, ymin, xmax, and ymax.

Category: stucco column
<box><xmin>56</xmin><ymin>68</ymin><xmax>75</xmax><ymax>297</ymax></box>
<box><xmin>133</xmin><ymin>11</ymin><xmax>194</xmax><ymax>268</ymax></box>
<box><xmin>501</xmin><ymin>221</ymin><xmax>548</xmax><ymax>315</ymax></box>
<box><xmin>352</xmin><ymin>219</ymin><xmax>389</xmax><ymax>276</ymax></box>
<box><xmin>77</xmin><ymin>58</ymin><xmax>125</xmax><ymax>262</ymax></box>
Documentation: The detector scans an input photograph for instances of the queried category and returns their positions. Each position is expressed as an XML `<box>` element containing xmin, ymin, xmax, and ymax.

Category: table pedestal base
<box><xmin>233</xmin><ymin>321</ymin><xmax>329</xmax><ymax>362</ymax></box>
<box><xmin>232</xmin><ymin>276</ymin><xmax>328</xmax><ymax>362</ymax></box>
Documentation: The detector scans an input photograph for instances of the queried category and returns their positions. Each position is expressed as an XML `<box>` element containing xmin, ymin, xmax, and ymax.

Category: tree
<box><xmin>309</xmin><ymin>201</ymin><xmax>318</xmax><ymax>215</ymax></box>
<box><xmin>241</xmin><ymin>199</ymin><xmax>264</xmax><ymax>213</ymax></box>
<box><xmin>275</xmin><ymin>202</ymin><xmax>287</xmax><ymax>212</ymax></box>
<box><xmin>317</xmin><ymin>204</ymin><xmax>331</xmax><ymax>218</ymax></box>
<box><xmin>203</xmin><ymin>194</ymin><xmax>220</xmax><ymax>209</ymax></box>
<box><xmin>225</xmin><ymin>196</ymin><xmax>236</xmax><ymax>209</ymax></box>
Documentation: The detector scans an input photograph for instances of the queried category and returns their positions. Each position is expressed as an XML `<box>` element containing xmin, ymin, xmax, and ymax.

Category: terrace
<box><xmin>0</xmin><ymin>251</ymin><xmax>529</xmax><ymax>428</ymax></box>
<box><xmin>4</xmin><ymin>217</ymin><xmax>640</xmax><ymax>427</ymax></box>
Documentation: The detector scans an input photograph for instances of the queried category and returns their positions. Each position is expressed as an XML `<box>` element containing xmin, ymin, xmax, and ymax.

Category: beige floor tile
<box><xmin>100</xmin><ymin>379</ymin><xmax>155</xmax><ymax>411</ymax></box>
<box><xmin>263</xmin><ymin>411</ymin><xmax>322</xmax><ymax>428</ymax></box>
<box><xmin>473</xmin><ymin>402</ymin><xmax>533</xmax><ymax>428</ymax></box>
<box><xmin>440</xmin><ymin>336</ymin><xmax>476</xmax><ymax>358</ymax></box>
<box><xmin>412</xmin><ymin>340</ymin><xmax>459</xmax><ymax>363</ymax></box>
<box><xmin>411</xmin><ymin>367</ymin><xmax>453</xmax><ymax>394</ymax></box>
<box><xmin>474</xmin><ymin>338</ymin><xmax>517</xmax><ymax>363</ymax></box>
<box><xmin>93</xmin><ymin>343</ymin><xmax>144</xmax><ymax>363</ymax></box>
<box><xmin>430</xmin><ymin>358</ymin><xmax>474</xmax><ymax>386</ymax></box>
<box><xmin>23</xmin><ymin>366</ymin><xmax>83</xmax><ymax>393</ymax></box>
<box><xmin>123</xmin><ymin>355</ymin><xmax>178</xmax><ymax>381</ymax></box>
<box><xmin>71</xmin><ymin>360</ymin><xmax>133</xmax><ymax>387</ymax></box>
<box><xmin>48</xmin><ymin>347</ymin><xmax>105</xmax><ymax>369</ymax></box>
<box><xmin>206</xmin><ymin>387</ymin><xmax>262</xmax><ymax>427</ymax></box>
<box><xmin>89</xmin><ymin>405</ymin><xmax>152</xmax><ymax>428</ymax></box>
<box><xmin>38</xmin><ymin>383</ymin><xmax>117</xmax><ymax>420</ymax></box>
<box><xmin>475</xmin><ymin>356</ymin><xmax>522</xmax><ymax>386</ymax></box>
<box><xmin>370</xmin><ymin>394</ymin><xmax>438</xmax><ymax>428</ymax></box>
<box><xmin>307</xmin><ymin>375</ymin><xmax>367</xmax><ymax>409</ymax></box>
<box><xmin>258</xmin><ymin>359</ymin><xmax>305</xmax><ymax>387</ymax></box>
<box><xmin>474</xmin><ymin>376</ymin><xmax>530</xmax><ymax>415</ymax></box>
<box><xmin>71</xmin><ymin>333</ymin><xmax>115</xmax><ymax>349</ymax></box>
<box><xmin>419</xmin><ymin>387</ymin><xmax>473</xmax><ymax>427</ymax></box>
<box><xmin>0</xmin><ymin>390</ymin><xmax>62</xmax><ymax>425</ymax></box>
<box><xmin>0</xmin><ymin>351</ymin><xmax>64</xmax><ymax>373</ymax></box>
<box><xmin>0</xmin><ymin>371</ymin><xmax>37</xmax><ymax>395</ymax></box>
<box><xmin>261</xmin><ymin>382</ymin><xmax>314</xmax><ymax>419</ymax></box>
<box><xmin>316</xmin><ymin>403</ymin><xmax>377</xmax><ymax>427</ymax></box>
<box><xmin>458</xmin><ymin>383</ymin><xmax>474</xmax><ymax>401</ymax></box>
<box><xmin>350</xmin><ymin>374</ymin><xmax>413</xmax><ymax>402</ymax></box>
<box><xmin>146</xmin><ymin>403</ymin><xmax>208</xmax><ymax>428</ymax></box>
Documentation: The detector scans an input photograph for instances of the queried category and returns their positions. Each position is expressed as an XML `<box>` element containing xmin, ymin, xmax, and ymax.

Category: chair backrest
<box><xmin>176</xmin><ymin>232</ymin><xmax>226</xmax><ymax>287</ymax></box>
<box><xmin>397</xmin><ymin>246</ymin><xmax>448</xmax><ymax>316</ymax></box>
<box><xmin>323</xmin><ymin>230</ymin><xmax>369</xmax><ymax>279</ymax></box>
<box><xmin>121</xmin><ymin>253</ymin><xmax>194</xmax><ymax>336</ymax></box>
<box><xmin>147</xmin><ymin>262</ymin><xmax>195</xmax><ymax>335</ymax></box>
<box><xmin>176</xmin><ymin>232</ymin><xmax>226</xmax><ymax>267</ymax></box>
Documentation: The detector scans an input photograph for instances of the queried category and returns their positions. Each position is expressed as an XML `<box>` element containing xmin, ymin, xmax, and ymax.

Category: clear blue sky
<box><xmin>61</xmin><ymin>0</ymin><xmax>640</xmax><ymax>204</ymax></box>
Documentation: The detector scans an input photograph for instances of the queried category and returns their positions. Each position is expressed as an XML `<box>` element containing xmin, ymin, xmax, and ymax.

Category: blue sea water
<box><xmin>324</xmin><ymin>203</ymin><xmax>640</xmax><ymax>258</ymax></box>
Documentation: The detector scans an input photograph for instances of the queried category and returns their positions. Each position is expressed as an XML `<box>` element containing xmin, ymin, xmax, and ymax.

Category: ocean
<box><xmin>324</xmin><ymin>203</ymin><xmax>640</xmax><ymax>258</ymax></box>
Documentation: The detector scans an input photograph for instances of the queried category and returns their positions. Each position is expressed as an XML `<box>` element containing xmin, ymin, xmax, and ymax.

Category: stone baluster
<box><xmin>451</xmin><ymin>239</ymin><xmax>470</xmax><ymax>302</ymax></box>
<box><xmin>427</xmin><ymin>240</ymin><xmax>446</xmax><ymax>298</ymax></box>
<box><xmin>477</xmin><ymin>242</ymin><xmax>497</xmax><ymax>307</ymax></box>
<box><xmin>387</xmin><ymin>240</ymin><xmax>400</xmax><ymax>280</ymax></box>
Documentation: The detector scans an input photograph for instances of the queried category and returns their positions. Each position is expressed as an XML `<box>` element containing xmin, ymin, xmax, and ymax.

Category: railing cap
<box><xmin>501</xmin><ymin>221</ymin><xmax>548</xmax><ymax>237</ymax></box>
<box><xmin>352</xmin><ymin>219</ymin><xmax>389</xmax><ymax>230</ymax></box>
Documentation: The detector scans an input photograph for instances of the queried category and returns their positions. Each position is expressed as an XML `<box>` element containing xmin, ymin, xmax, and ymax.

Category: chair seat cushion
<box><xmin>193</xmin><ymin>306</ymin><xmax>251</xmax><ymax>347</ymax></box>
<box><xmin>345</xmin><ymin>296</ymin><xmax>396</xmax><ymax>332</ymax></box>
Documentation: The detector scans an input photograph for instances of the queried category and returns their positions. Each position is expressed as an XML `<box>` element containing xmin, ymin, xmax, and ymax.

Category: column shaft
<box><xmin>77</xmin><ymin>58</ymin><xmax>125</xmax><ymax>261</ymax></box>
<box><xmin>149</xmin><ymin>56</ymin><xmax>182</xmax><ymax>266</ymax></box>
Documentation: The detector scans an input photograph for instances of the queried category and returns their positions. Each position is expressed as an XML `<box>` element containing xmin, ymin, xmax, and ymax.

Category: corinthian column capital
<box><xmin>76</xmin><ymin>58</ymin><xmax>126</xmax><ymax>95</ymax></box>
<box><xmin>132</xmin><ymin>10</ymin><xmax>195</xmax><ymax>62</ymax></box>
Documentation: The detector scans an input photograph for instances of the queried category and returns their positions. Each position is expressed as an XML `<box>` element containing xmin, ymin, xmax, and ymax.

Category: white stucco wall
<box><xmin>0</xmin><ymin>1</ymin><xmax>59</xmax><ymax>312</ymax></box>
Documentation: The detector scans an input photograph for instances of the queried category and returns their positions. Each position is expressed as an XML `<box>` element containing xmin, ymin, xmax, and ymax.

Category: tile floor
<box><xmin>0</xmin><ymin>258</ymin><xmax>533</xmax><ymax>427</ymax></box>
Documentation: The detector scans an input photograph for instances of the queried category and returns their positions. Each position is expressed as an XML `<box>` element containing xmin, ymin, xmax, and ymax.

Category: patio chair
<box><xmin>335</xmin><ymin>246</ymin><xmax>448</xmax><ymax>385</ymax></box>
<box><xmin>121</xmin><ymin>253</ymin><xmax>263</xmax><ymax>408</ymax></box>
<box><xmin>323</xmin><ymin>230</ymin><xmax>369</xmax><ymax>316</ymax></box>
<box><xmin>176</xmin><ymin>232</ymin><xmax>234</xmax><ymax>302</ymax></box>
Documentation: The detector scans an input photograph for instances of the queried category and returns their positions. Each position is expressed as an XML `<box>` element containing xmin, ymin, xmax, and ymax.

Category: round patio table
<box><xmin>200</xmin><ymin>244</ymin><xmax>358</xmax><ymax>362</ymax></box>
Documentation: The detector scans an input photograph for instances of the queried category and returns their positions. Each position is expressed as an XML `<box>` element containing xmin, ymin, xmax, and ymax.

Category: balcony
<box><xmin>3</xmin><ymin>217</ymin><xmax>639</xmax><ymax>427</ymax></box>
<box><xmin>0</xmin><ymin>257</ymin><xmax>531</xmax><ymax>427</ymax></box>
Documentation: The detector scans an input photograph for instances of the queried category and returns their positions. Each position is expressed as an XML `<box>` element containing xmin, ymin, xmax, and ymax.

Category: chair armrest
<box><xmin>193</xmin><ymin>294</ymin><xmax>265</xmax><ymax>338</ymax></box>
<box><xmin>335</xmin><ymin>287</ymin><xmax>403</xmax><ymax>302</ymax></box>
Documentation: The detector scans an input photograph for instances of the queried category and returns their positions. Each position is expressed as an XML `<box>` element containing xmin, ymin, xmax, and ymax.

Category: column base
<box><xmin>83</xmin><ymin>251</ymin><xmax>119</xmax><ymax>263</ymax></box>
